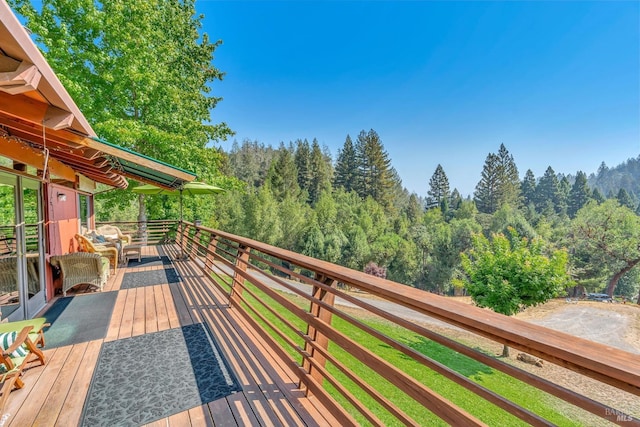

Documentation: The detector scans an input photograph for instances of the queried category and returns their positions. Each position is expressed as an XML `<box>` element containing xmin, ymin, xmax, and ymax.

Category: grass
<box><xmin>225</xmin><ymin>278</ymin><xmax>587</xmax><ymax>426</ymax></box>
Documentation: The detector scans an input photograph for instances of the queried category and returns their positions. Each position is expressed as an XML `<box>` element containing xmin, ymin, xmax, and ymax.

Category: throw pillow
<box><xmin>0</xmin><ymin>331</ymin><xmax>28</xmax><ymax>358</ymax></box>
<box><xmin>95</xmin><ymin>235</ymin><xmax>107</xmax><ymax>243</ymax></box>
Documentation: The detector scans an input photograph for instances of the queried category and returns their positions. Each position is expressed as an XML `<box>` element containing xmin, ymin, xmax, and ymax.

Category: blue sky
<box><xmin>198</xmin><ymin>1</ymin><xmax>639</xmax><ymax>197</ymax></box>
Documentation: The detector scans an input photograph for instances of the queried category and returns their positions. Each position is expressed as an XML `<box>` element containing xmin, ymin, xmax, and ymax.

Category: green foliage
<box><xmin>427</xmin><ymin>164</ymin><xmax>450</xmax><ymax>209</ymax></box>
<box><xmin>460</xmin><ymin>229</ymin><xmax>571</xmax><ymax>316</ymax></box>
<box><xmin>266</xmin><ymin>144</ymin><xmax>302</xmax><ymax>201</ymax></box>
<box><xmin>572</xmin><ymin>200</ymin><xmax>640</xmax><ymax>296</ymax></box>
<box><xmin>536</xmin><ymin>166</ymin><xmax>562</xmax><ymax>214</ymax></box>
<box><xmin>568</xmin><ymin>171</ymin><xmax>591</xmax><ymax>218</ymax></box>
<box><xmin>521</xmin><ymin>169</ymin><xmax>537</xmax><ymax>208</ymax></box>
<box><xmin>11</xmin><ymin>0</ymin><xmax>233</xmax><ymax>222</ymax></box>
<box><xmin>354</xmin><ymin>129</ymin><xmax>395</xmax><ymax>211</ymax></box>
<box><xmin>474</xmin><ymin>144</ymin><xmax>520</xmax><ymax>214</ymax></box>
<box><xmin>333</xmin><ymin>135</ymin><xmax>358</xmax><ymax>193</ymax></box>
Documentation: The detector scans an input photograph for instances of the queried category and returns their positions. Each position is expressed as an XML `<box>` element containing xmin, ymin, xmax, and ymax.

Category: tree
<box><xmin>334</xmin><ymin>135</ymin><xmax>358</xmax><ymax>193</ymax></box>
<box><xmin>591</xmin><ymin>188</ymin><xmax>605</xmax><ymax>204</ymax></box>
<box><xmin>460</xmin><ymin>229</ymin><xmax>571</xmax><ymax>356</ymax></box>
<box><xmin>521</xmin><ymin>169</ymin><xmax>537</xmax><ymax>208</ymax></box>
<box><xmin>228</xmin><ymin>139</ymin><xmax>275</xmax><ymax>188</ymax></box>
<box><xmin>572</xmin><ymin>200</ymin><xmax>640</xmax><ymax>300</ymax></box>
<box><xmin>266</xmin><ymin>144</ymin><xmax>300</xmax><ymax>201</ymax></box>
<box><xmin>308</xmin><ymin>139</ymin><xmax>333</xmax><ymax>205</ymax></box>
<box><xmin>11</xmin><ymin>0</ymin><xmax>233</xmax><ymax>220</ymax></box>
<box><xmin>536</xmin><ymin>166</ymin><xmax>561</xmax><ymax>214</ymax></box>
<box><xmin>568</xmin><ymin>171</ymin><xmax>591</xmax><ymax>218</ymax></box>
<box><xmin>294</xmin><ymin>139</ymin><xmax>312</xmax><ymax>194</ymax></box>
<box><xmin>427</xmin><ymin>164</ymin><xmax>450</xmax><ymax>210</ymax></box>
<box><xmin>617</xmin><ymin>188</ymin><xmax>636</xmax><ymax>211</ymax></box>
<box><xmin>354</xmin><ymin>129</ymin><xmax>395</xmax><ymax>210</ymax></box>
<box><xmin>495</xmin><ymin>144</ymin><xmax>521</xmax><ymax>208</ymax></box>
<box><xmin>474</xmin><ymin>153</ymin><xmax>500</xmax><ymax>214</ymax></box>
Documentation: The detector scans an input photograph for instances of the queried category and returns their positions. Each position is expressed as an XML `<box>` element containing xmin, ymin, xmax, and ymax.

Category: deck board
<box><xmin>2</xmin><ymin>244</ymin><xmax>338</xmax><ymax>426</ymax></box>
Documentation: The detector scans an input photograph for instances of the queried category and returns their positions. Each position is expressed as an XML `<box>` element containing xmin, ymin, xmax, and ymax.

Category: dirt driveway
<box><xmin>516</xmin><ymin>300</ymin><xmax>640</xmax><ymax>354</ymax></box>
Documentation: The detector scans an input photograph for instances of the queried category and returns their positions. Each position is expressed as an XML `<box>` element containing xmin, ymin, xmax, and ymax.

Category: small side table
<box><xmin>122</xmin><ymin>244</ymin><xmax>142</xmax><ymax>263</ymax></box>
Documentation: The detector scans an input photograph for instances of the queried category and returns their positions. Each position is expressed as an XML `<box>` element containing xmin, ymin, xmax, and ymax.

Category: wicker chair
<box><xmin>96</xmin><ymin>225</ymin><xmax>132</xmax><ymax>247</ymax></box>
<box><xmin>50</xmin><ymin>253</ymin><xmax>109</xmax><ymax>296</ymax></box>
<box><xmin>75</xmin><ymin>234</ymin><xmax>118</xmax><ymax>272</ymax></box>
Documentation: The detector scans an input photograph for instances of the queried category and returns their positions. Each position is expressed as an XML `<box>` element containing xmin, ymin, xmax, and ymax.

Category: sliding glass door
<box><xmin>0</xmin><ymin>171</ymin><xmax>45</xmax><ymax>321</ymax></box>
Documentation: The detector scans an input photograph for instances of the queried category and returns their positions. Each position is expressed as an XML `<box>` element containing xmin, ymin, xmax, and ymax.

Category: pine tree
<box><xmin>308</xmin><ymin>139</ymin><xmax>333</xmax><ymax>205</ymax></box>
<box><xmin>427</xmin><ymin>164</ymin><xmax>450</xmax><ymax>209</ymax></box>
<box><xmin>474</xmin><ymin>145</ymin><xmax>520</xmax><ymax>214</ymax></box>
<box><xmin>617</xmin><ymin>188</ymin><xmax>636</xmax><ymax>210</ymax></box>
<box><xmin>354</xmin><ymin>129</ymin><xmax>394</xmax><ymax>209</ymax></box>
<box><xmin>334</xmin><ymin>135</ymin><xmax>358</xmax><ymax>192</ymax></box>
<box><xmin>557</xmin><ymin>175</ymin><xmax>571</xmax><ymax>215</ymax></box>
<box><xmin>474</xmin><ymin>153</ymin><xmax>500</xmax><ymax>214</ymax></box>
<box><xmin>536</xmin><ymin>166</ymin><xmax>561</xmax><ymax>214</ymax></box>
<box><xmin>496</xmin><ymin>144</ymin><xmax>521</xmax><ymax>208</ymax></box>
<box><xmin>266</xmin><ymin>144</ymin><xmax>300</xmax><ymax>201</ymax></box>
<box><xmin>294</xmin><ymin>139</ymin><xmax>312</xmax><ymax>193</ymax></box>
<box><xmin>591</xmin><ymin>188</ymin><xmax>605</xmax><ymax>204</ymax></box>
<box><xmin>568</xmin><ymin>171</ymin><xmax>591</xmax><ymax>217</ymax></box>
<box><xmin>521</xmin><ymin>169</ymin><xmax>537</xmax><ymax>208</ymax></box>
<box><xmin>450</xmin><ymin>189</ymin><xmax>463</xmax><ymax>211</ymax></box>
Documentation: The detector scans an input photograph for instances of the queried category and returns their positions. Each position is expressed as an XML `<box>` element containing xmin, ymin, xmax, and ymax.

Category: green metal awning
<box><xmin>89</xmin><ymin>137</ymin><xmax>197</xmax><ymax>189</ymax></box>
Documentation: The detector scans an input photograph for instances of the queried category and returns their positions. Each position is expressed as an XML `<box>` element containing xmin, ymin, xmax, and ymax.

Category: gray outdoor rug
<box><xmin>43</xmin><ymin>292</ymin><xmax>117</xmax><ymax>348</ymax></box>
<box><xmin>126</xmin><ymin>255</ymin><xmax>171</xmax><ymax>268</ymax></box>
<box><xmin>120</xmin><ymin>267</ymin><xmax>181</xmax><ymax>289</ymax></box>
<box><xmin>81</xmin><ymin>323</ymin><xmax>241</xmax><ymax>427</ymax></box>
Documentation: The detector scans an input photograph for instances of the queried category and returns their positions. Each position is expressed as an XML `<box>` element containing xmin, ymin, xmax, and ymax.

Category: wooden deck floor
<box><xmin>4</xmin><ymin>245</ymin><xmax>338</xmax><ymax>427</ymax></box>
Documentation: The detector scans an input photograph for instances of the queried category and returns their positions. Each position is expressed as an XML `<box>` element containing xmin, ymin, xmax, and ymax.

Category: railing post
<box><xmin>204</xmin><ymin>234</ymin><xmax>219</xmax><ymax>273</ymax></box>
<box><xmin>301</xmin><ymin>273</ymin><xmax>336</xmax><ymax>394</ymax></box>
<box><xmin>230</xmin><ymin>244</ymin><xmax>250</xmax><ymax>307</ymax></box>
<box><xmin>190</xmin><ymin>226</ymin><xmax>202</xmax><ymax>259</ymax></box>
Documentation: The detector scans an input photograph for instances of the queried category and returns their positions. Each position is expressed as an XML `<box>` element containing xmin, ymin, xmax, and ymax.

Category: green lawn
<box><xmin>230</xmin><ymin>280</ymin><xmax>586</xmax><ymax>426</ymax></box>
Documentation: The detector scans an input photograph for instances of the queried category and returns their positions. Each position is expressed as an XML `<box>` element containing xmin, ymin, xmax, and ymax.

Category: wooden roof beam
<box><xmin>0</xmin><ymin>134</ymin><xmax>75</xmax><ymax>182</ymax></box>
<box><xmin>0</xmin><ymin>55</ymin><xmax>41</xmax><ymax>95</ymax></box>
<box><xmin>0</xmin><ymin>91</ymin><xmax>73</xmax><ymax>131</ymax></box>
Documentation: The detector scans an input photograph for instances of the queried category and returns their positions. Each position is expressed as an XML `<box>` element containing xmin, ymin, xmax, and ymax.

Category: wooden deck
<box><xmin>4</xmin><ymin>245</ymin><xmax>338</xmax><ymax>426</ymax></box>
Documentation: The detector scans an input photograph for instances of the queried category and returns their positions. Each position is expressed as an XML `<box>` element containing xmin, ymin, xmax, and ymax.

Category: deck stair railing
<box><xmin>105</xmin><ymin>220</ymin><xmax>640</xmax><ymax>426</ymax></box>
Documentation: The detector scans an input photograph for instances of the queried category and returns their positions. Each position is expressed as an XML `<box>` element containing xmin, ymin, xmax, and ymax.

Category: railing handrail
<box><xmin>111</xmin><ymin>219</ymin><xmax>639</xmax><ymax>425</ymax></box>
<box><xmin>181</xmin><ymin>221</ymin><xmax>639</xmax><ymax>395</ymax></box>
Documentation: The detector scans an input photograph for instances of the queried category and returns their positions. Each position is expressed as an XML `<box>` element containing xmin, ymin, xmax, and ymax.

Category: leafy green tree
<box><xmin>460</xmin><ymin>229</ymin><xmax>571</xmax><ymax>356</ymax></box>
<box><xmin>427</xmin><ymin>164</ymin><xmax>450</xmax><ymax>209</ymax></box>
<box><xmin>11</xmin><ymin>0</ymin><xmax>233</xmax><ymax>221</ymax></box>
<box><xmin>334</xmin><ymin>135</ymin><xmax>358</xmax><ymax>193</ymax></box>
<box><xmin>568</xmin><ymin>171</ymin><xmax>591</xmax><ymax>218</ymax></box>
<box><xmin>572</xmin><ymin>200</ymin><xmax>640</xmax><ymax>300</ymax></box>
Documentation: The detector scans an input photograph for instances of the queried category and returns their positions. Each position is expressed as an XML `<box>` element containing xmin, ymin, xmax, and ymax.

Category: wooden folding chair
<box><xmin>0</xmin><ymin>326</ymin><xmax>45</xmax><ymax>411</ymax></box>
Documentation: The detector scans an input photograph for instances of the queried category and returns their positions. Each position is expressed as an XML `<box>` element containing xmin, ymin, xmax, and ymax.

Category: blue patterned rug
<box><xmin>120</xmin><ymin>267</ymin><xmax>180</xmax><ymax>289</ymax></box>
<box><xmin>81</xmin><ymin>323</ymin><xmax>241</xmax><ymax>427</ymax></box>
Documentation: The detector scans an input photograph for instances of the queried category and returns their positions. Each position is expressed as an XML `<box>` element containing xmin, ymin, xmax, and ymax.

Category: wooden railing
<box><xmin>125</xmin><ymin>220</ymin><xmax>640</xmax><ymax>425</ymax></box>
<box><xmin>95</xmin><ymin>220</ymin><xmax>177</xmax><ymax>246</ymax></box>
